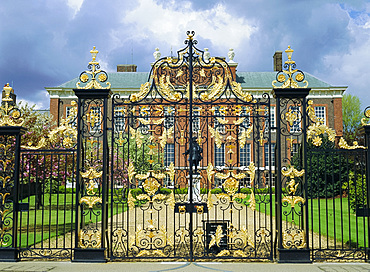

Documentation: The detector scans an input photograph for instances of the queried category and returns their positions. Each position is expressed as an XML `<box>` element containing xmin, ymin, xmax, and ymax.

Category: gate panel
<box><xmin>307</xmin><ymin>146</ymin><xmax>368</xmax><ymax>261</ymax></box>
<box><xmin>109</xmin><ymin>32</ymin><xmax>273</xmax><ymax>261</ymax></box>
<box><xmin>17</xmin><ymin>149</ymin><xmax>76</xmax><ymax>259</ymax></box>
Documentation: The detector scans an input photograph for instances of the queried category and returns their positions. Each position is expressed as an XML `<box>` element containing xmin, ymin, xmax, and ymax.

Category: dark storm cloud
<box><xmin>0</xmin><ymin>0</ymin><xmax>369</xmax><ymax>108</ymax></box>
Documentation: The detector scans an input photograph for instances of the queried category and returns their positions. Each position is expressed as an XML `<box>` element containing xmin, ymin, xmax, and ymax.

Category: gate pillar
<box><xmin>361</xmin><ymin>119</ymin><xmax>370</xmax><ymax>262</ymax></box>
<box><xmin>0</xmin><ymin>84</ymin><xmax>26</xmax><ymax>261</ymax></box>
<box><xmin>272</xmin><ymin>46</ymin><xmax>311</xmax><ymax>263</ymax></box>
<box><xmin>72</xmin><ymin>47</ymin><xmax>111</xmax><ymax>262</ymax></box>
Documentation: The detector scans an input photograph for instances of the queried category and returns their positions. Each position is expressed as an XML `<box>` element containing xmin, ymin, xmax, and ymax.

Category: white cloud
<box><xmin>66</xmin><ymin>0</ymin><xmax>84</xmax><ymax>17</ymax></box>
<box><xmin>120</xmin><ymin>0</ymin><xmax>257</xmax><ymax>56</ymax></box>
<box><xmin>318</xmin><ymin>11</ymin><xmax>370</xmax><ymax>107</ymax></box>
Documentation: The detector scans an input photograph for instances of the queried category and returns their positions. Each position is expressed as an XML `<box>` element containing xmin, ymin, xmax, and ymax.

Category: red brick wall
<box><xmin>333</xmin><ymin>98</ymin><xmax>343</xmax><ymax>137</ymax></box>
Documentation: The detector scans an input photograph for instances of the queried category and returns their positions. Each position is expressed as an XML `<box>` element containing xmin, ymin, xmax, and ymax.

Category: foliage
<box><xmin>342</xmin><ymin>94</ymin><xmax>363</xmax><ymax>145</ymax></box>
<box><xmin>342</xmin><ymin>172</ymin><xmax>367</xmax><ymax>213</ymax></box>
<box><xmin>293</xmin><ymin>137</ymin><xmax>347</xmax><ymax>198</ymax></box>
<box><xmin>18</xmin><ymin>102</ymin><xmax>55</xmax><ymax>146</ymax></box>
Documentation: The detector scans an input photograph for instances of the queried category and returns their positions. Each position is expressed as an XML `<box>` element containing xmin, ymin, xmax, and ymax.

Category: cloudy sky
<box><xmin>1</xmin><ymin>0</ymin><xmax>370</xmax><ymax>109</ymax></box>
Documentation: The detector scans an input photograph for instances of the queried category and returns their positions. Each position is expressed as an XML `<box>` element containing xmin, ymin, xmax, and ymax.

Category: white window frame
<box><xmin>192</xmin><ymin>106</ymin><xmax>200</xmax><ymax>135</ymax></box>
<box><xmin>164</xmin><ymin>106</ymin><xmax>175</xmax><ymax>129</ymax></box>
<box><xmin>65</xmin><ymin>106</ymin><xmax>77</xmax><ymax>127</ymax></box>
<box><xmin>164</xmin><ymin>143</ymin><xmax>175</xmax><ymax>167</ymax></box>
<box><xmin>89</xmin><ymin>106</ymin><xmax>102</xmax><ymax>133</ymax></box>
<box><xmin>240</xmin><ymin>143</ymin><xmax>251</xmax><ymax>167</ymax></box>
<box><xmin>215</xmin><ymin>143</ymin><xmax>225</xmax><ymax>167</ymax></box>
<box><xmin>289</xmin><ymin>106</ymin><xmax>301</xmax><ymax>133</ymax></box>
<box><xmin>114</xmin><ymin>106</ymin><xmax>125</xmax><ymax>132</ymax></box>
<box><xmin>314</xmin><ymin>106</ymin><xmax>326</xmax><ymax>125</ymax></box>
<box><xmin>239</xmin><ymin>106</ymin><xmax>251</xmax><ymax>134</ymax></box>
<box><xmin>264</xmin><ymin>143</ymin><xmax>275</xmax><ymax>167</ymax></box>
<box><xmin>214</xmin><ymin>106</ymin><xmax>225</xmax><ymax>134</ymax></box>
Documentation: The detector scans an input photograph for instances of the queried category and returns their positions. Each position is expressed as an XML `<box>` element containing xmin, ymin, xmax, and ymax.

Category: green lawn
<box><xmin>15</xmin><ymin>193</ymin><xmax>127</xmax><ymax>248</ymax></box>
<box><xmin>245</xmin><ymin>194</ymin><xmax>368</xmax><ymax>248</ymax></box>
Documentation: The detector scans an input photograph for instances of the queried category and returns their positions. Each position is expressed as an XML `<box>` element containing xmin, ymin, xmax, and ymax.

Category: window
<box><xmin>240</xmin><ymin>143</ymin><xmax>251</xmax><ymax>167</ymax></box>
<box><xmin>289</xmin><ymin>106</ymin><xmax>301</xmax><ymax>133</ymax></box>
<box><xmin>265</xmin><ymin>106</ymin><xmax>275</xmax><ymax>131</ymax></box>
<box><xmin>114</xmin><ymin>106</ymin><xmax>125</xmax><ymax>132</ymax></box>
<box><xmin>89</xmin><ymin>107</ymin><xmax>102</xmax><ymax>133</ymax></box>
<box><xmin>164</xmin><ymin>106</ymin><xmax>174</xmax><ymax>129</ymax></box>
<box><xmin>315</xmin><ymin>106</ymin><xmax>326</xmax><ymax>125</ymax></box>
<box><xmin>290</xmin><ymin>143</ymin><xmax>299</xmax><ymax>159</ymax></box>
<box><xmin>65</xmin><ymin>106</ymin><xmax>77</xmax><ymax>127</ymax></box>
<box><xmin>264</xmin><ymin>143</ymin><xmax>275</xmax><ymax>167</ymax></box>
<box><xmin>192</xmin><ymin>107</ymin><xmax>200</xmax><ymax>135</ymax></box>
<box><xmin>214</xmin><ymin>106</ymin><xmax>225</xmax><ymax>133</ymax></box>
<box><xmin>139</xmin><ymin>106</ymin><xmax>150</xmax><ymax>133</ymax></box>
<box><xmin>239</xmin><ymin>106</ymin><xmax>251</xmax><ymax>134</ymax></box>
<box><xmin>265</xmin><ymin>173</ymin><xmax>275</xmax><ymax>187</ymax></box>
<box><xmin>215</xmin><ymin>143</ymin><xmax>225</xmax><ymax>167</ymax></box>
<box><xmin>164</xmin><ymin>143</ymin><xmax>174</xmax><ymax>167</ymax></box>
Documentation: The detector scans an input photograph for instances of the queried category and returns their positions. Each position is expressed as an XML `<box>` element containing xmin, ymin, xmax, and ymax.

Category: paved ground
<box><xmin>0</xmin><ymin>262</ymin><xmax>369</xmax><ymax>272</ymax></box>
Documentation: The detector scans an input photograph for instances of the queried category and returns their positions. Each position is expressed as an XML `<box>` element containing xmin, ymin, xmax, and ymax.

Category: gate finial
<box><xmin>272</xmin><ymin>46</ymin><xmax>308</xmax><ymax>88</ymax></box>
<box><xmin>76</xmin><ymin>46</ymin><xmax>111</xmax><ymax>89</ymax></box>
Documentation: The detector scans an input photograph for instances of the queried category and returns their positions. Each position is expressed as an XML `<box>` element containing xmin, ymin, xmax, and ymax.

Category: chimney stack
<box><xmin>117</xmin><ymin>64</ymin><xmax>137</xmax><ymax>72</ymax></box>
<box><xmin>273</xmin><ymin>51</ymin><xmax>283</xmax><ymax>71</ymax></box>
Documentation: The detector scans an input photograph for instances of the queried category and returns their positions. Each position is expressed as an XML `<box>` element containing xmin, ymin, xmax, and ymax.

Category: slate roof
<box><xmin>56</xmin><ymin>71</ymin><xmax>336</xmax><ymax>90</ymax></box>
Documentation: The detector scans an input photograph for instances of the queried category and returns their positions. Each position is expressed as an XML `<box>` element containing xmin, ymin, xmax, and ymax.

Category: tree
<box><xmin>18</xmin><ymin>102</ymin><xmax>55</xmax><ymax>146</ymax></box>
<box><xmin>342</xmin><ymin>94</ymin><xmax>363</xmax><ymax>144</ymax></box>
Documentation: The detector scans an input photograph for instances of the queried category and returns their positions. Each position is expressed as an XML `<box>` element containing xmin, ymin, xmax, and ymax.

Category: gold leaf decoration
<box><xmin>209</xmin><ymin>225</ymin><xmax>224</xmax><ymax>248</ymax></box>
<box><xmin>127</xmin><ymin>162</ymin><xmax>136</xmax><ymax>183</ymax></box>
<box><xmin>338</xmin><ymin>137</ymin><xmax>365</xmax><ymax>150</ymax></box>
<box><xmin>223</xmin><ymin>177</ymin><xmax>239</xmax><ymax>195</ymax></box>
<box><xmin>167</xmin><ymin>162</ymin><xmax>175</xmax><ymax>183</ymax></box>
<box><xmin>233</xmin><ymin>117</ymin><xmax>246</xmax><ymax>125</ymax></box>
<box><xmin>152</xmin><ymin>194</ymin><xmax>166</xmax><ymax>202</ymax></box>
<box><xmin>135</xmin><ymin>173</ymin><xmax>150</xmax><ymax>180</ymax></box>
<box><xmin>130</xmin><ymin>82</ymin><xmax>150</xmax><ymax>102</ymax></box>
<box><xmin>248</xmin><ymin>190</ymin><xmax>256</xmax><ymax>211</ymax></box>
<box><xmin>282</xmin><ymin>195</ymin><xmax>305</xmax><ymax>208</ymax></box>
<box><xmin>167</xmin><ymin>191</ymin><xmax>175</xmax><ymax>210</ymax></box>
<box><xmin>216</xmin><ymin>117</ymin><xmax>229</xmax><ymax>125</ymax></box>
<box><xmin>281</xmin><ymin>166</ymin><xmax>304</xmax><ymax>179</ymax></box>
<box><xmin>130</xmin><ymin>127</ymin><xmax>144</xmax><ymax>148</ymax></box>
<box><xmin>138</xmin><ymin>118</ymin><xmax>151</xmax><ymax>125</ymax></box>
<box><xmin>207</xmin><ymin>191</ymin><xmax>214</xmax><ymax>210</ymax></box>
<box><xmin>206</xmin><ymin>163</ymin><xmax>215</xmax><ymax>184</ymax></box>
<box><xmin>142</xmin><ymin>178</ymin><xmax>160</xmax><ymax>196</ymax></box>
<box><xmin>127</xmin><ymin>191</ymin><xmax>135</xmax><ymax>210</ymax></box>
<box><xmin>136</xmin><ymin>194</ymin><xmax>150</xmax><ymax>201</ymax></box>
<box><xmin>209</xmin><ymin>126</ymin><xmax>223</xmax><ymax>148</ymax></box>
<box><xmin>307</xmin><ymin>122</ymin><xmax>336</xmax><ymax>146</ymax></box>
<box><xmin>247</xmin><ymin>162</ymin><xmax>256</xmax><ymax>187</ymax></box>
<box><xmin>215</xmin><ymin>172</ymin><xmax>230</xmax><ymax>180</ymax></box>
<box><xmin>79</xmin><ymin>196</ymin><xmax>102</xmax><ymax>209</ymax></box>
<box><xmin>231</xmin><ymin>81</ymin><xmax>253</xmax><ymax>102</ymax></box>
<box><xmin>152</xmin><ymin>118</ymin><xmax>165</xmax><ymax>125</ymax></box>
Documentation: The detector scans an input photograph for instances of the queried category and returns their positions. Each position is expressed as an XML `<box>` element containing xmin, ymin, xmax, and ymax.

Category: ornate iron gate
<box><xmin>1</xmin><ymin>32</ymin><xmax>369</xmax><ymax>263</ymax></box>
<box><xmin>109</xmin><ymin>32</ymin><xmax>273</xmax><ymax>260</ymax></box>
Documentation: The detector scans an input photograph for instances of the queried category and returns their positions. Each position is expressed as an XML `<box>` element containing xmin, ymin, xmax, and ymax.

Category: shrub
<box><xmin>342</xmin><ymin>172</ymin><xmax>367</xmax><ymax>212</ymax></box>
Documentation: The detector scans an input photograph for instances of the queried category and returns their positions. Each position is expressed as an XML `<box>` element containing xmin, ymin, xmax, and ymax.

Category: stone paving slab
<box><xmin>0</xmin><ymin>262</ymin><xmax>369</xmax><ymax>272</ymax></box>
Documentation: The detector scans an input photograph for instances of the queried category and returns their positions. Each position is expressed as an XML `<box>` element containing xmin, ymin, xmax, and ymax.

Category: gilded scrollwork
<box><xmin>76</xmin><ymin>46</ymin><xmax>111</xmax><ymax>89</ymax></box>
<box><xmin>281</xmin><ymin>166</ymin><xmax>305</xmax><ymax>208</ymax></box>
<box><xmin>338</xmin><ymin>137</ymin><xmax>365</xmax><ymax>150</ymax></box>
<box><xmin>79</xmin><ymin>229</ymin><xmax>101</xmax><ymax>249</ymax></box>
<box><xmin>272</xmin><ymin>46</ymin><xmax>308</xmax><ymax>89</ymax></box>
<box><xmin>282</xmin><ymin>225</ymin><xmax>306</xmax><ymax>249</ymax></box>
<box><xmin>209</xmin><ymin>126</ymin><xmax>223</xmax><ymax>148</ymax></box>
<box><xmin>307</xmin><ymin>121</ymin><xmax>336</xmax><ymax>147</ymax></box>
<box><xmin>0</xmin><ymin>84</ymin><xmax>24</xmax><ymax>127</ymax></box>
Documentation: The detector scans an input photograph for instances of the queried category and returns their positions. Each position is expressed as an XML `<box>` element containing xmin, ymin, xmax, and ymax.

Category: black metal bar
<box><xmin>362</xmin><ymin>125</ymin><xmax>370</xmax><ymax>261</ymax></box>
<box><xmin>188</xmin><ymin>34</ymin><xmax>194</xmax><ymax>262</ymax></box>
